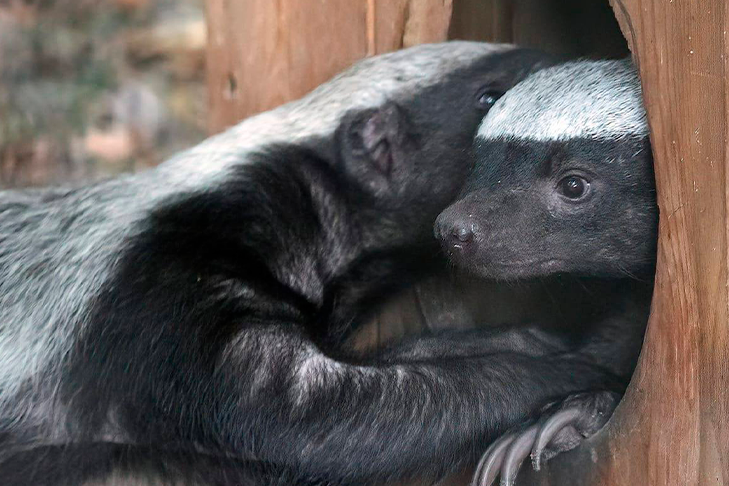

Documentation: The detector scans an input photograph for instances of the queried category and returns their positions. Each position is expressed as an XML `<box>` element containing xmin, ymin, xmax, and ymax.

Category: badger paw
<box><xmin>472</xmin><ymin>390</ymin><xmax>620</xmax><ymax>486</ymax></box>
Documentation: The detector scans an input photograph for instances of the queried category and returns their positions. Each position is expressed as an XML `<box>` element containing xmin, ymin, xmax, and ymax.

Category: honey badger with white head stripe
<box><xmin>436</xmin><ymin>59</ymin><xmax>656</xmax><ymax>486</ymax></box>
<box><xmin>0</xmin><ymin>43</ymin><xmax>622</xmax><ymax>486</ymax></box>
<box><xmin>437</xmin><ymin>59</ymin><xmax>656</xmax><ymax>279</ymax></box>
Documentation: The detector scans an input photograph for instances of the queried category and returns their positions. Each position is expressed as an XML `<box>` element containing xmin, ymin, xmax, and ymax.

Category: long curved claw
<box><xmin>473</xmin><ymin>434</ymin><xmax>516</xmax><ymax>486</ymax></box>
<box><xmin>530</xmin><ymin>408</ymin><xmax>581</xmax><ymax>471</ymax></box>
<box><xmin>474</xmin><ymin>392</ymin><xmax>621</xmax><ymax>486</ymax></box>
<box><xmin>500</xmin><ymin>425</ymin><xmax>538</xmax><ymax>486</ymax></box>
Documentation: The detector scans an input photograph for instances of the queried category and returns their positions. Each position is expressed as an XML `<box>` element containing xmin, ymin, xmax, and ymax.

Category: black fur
<box><xmin>436</xmin><ymin>136</ymin><xmax>657</xmax><ymax>280</ymax></box>
<box><xmin>57</xmin><ymin>142</ymin><xmax>618</xmax><ymax>485</ymax></box>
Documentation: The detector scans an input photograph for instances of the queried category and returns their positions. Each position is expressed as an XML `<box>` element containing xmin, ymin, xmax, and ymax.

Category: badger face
<box><xmin>435</xmin><ymin>59</ymin><xmax>658</xmax><ymax>280</ymax></box>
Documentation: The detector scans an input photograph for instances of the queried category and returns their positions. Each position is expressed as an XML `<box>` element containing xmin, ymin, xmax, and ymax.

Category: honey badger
<box><xmin>0</xmin><ymin>43</ymin><xmax>620</xmax><ymax>486</ymax></box>
<box><xmin>436</xmin><ymin>58</ymin><xmax>657</xmax><ymax>486</ymax></box>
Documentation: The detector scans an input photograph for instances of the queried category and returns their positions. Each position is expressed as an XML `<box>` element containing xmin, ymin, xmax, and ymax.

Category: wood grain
<box><xmin>601</xmin><ymin>0</ymin><xmax>729</xmax><ymax>483</ymax></box>
<box><xmin>205</xmin><ymin>0</ymin><xmax>453</xmax><ymax>134</ymax></box>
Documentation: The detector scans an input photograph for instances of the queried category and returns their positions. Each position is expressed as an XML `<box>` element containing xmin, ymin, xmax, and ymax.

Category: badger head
<box><xmin>435</xmin><ymin>58</ymin><xmax>658</xmax><ymax>280</ymax></box>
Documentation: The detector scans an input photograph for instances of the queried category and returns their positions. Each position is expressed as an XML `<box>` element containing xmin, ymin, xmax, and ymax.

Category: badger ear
<box><xmin>338</xmin><ymin>102</ymin><xmax>412</xmax><ymax>194</ymax></box>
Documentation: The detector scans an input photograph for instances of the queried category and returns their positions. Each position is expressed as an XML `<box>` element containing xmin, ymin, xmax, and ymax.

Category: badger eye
<box><xmin>558</xmin><ymin>175</ymin><xmax>590</xmax><ymax>200</ymax></box>
<box><xmin>476</xmin><ymin>90</ymin><xmax>502</xmax><ymax>109</ymax></box>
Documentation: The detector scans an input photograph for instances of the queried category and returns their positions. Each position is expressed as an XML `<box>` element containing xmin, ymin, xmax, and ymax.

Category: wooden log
<box><xmin>205</xmin><ymin>0</ymin><xmax>453</xmax><ymax>134</ymax></box>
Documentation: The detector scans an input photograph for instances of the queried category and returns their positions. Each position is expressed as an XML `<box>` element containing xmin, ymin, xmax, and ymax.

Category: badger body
<box><xmin>436</xmin><ymin>59</ymin><xmax>656</xmax><ymax>486</ymax></box>
<box><xmin>0</xmin><ymin>41</ymin><xmax>514</xmax><ymax>432</ymax></box>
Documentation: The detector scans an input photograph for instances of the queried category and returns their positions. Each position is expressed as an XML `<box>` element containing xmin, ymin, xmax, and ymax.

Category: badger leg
<box><xmin>205</xmin><ymin>325</ymin><xmax>621</xmax><ymax>485</ymax></box>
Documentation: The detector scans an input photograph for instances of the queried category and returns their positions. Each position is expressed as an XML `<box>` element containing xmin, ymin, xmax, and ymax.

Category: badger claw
<box><xmin>473</xmin><ymin>391</ymin><xmax>621</xmax><ymax>486</ymax></box>
<box><xmin>473</xmin><ymin>432</ymin><xmax>516</xmax><ymax>486</ymax></box>
<box><xmin>500</xmin><ymin>424</ymin><xmax>538</xmax><ymax>486</ymax></box>
<box><xmin>531</xmin><ymin>407</ymin><xmax>582</xmax><ymax>470</ymax></box>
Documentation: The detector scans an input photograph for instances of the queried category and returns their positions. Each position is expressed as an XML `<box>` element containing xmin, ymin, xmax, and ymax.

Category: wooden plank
<box><xmin>373</xmin><ymin>0</ymin><xmax>453</xmax><ymax>53</ymax></box>
<box><xmin>205</xmin><ymin>0</ymin><xmax>453</xmax><ymax>134</ymax></box>
<box><xmin>601</xmin><ymin>0</ymin><xmax>729</xmax><ymax>482</ymax></box>
<box><xmin>205</xmin><ymin>0</ymin><xmax>368</xmax><ymax>134</ymax></box>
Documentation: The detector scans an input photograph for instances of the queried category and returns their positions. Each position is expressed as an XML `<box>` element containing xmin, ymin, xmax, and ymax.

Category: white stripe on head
<box><xmin>477</xmin><ymin>58</ymin><xmax>648</xmax><ymax>142</ymax></box>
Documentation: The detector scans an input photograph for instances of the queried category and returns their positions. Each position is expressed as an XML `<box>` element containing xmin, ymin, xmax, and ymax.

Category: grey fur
<box><xmin>477</xmin><ymin>58</ymin><xmax>648</xmax><ymax>142</ymax></box>
<box><xmin>168</xmin><ymin>42</ymin><xmax>513</xmax><ymax>186</ymax></box>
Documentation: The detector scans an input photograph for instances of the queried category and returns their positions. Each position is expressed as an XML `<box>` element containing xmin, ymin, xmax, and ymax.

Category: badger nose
<box><xmin>435</xmin><ymin>212</ymin><xmax>476</xmax><ymax>250</ymax></box>
<box><xmin>452</xmin><ymin>224</ymin><xmax>474</xmax><ymax>243</ymax></box>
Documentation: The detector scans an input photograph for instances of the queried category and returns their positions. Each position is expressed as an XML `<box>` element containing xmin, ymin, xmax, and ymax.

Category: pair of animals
<box><xmin>0</xmin><ymin>42</ymin><xmax>656</xmax><ymax>486</ymax></box>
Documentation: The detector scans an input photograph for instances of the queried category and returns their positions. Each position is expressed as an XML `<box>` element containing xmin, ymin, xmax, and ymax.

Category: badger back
<box><xmin>167</xmin><ymin>41</ymin><xmax>514</xmax><ymax>185</ymax></box>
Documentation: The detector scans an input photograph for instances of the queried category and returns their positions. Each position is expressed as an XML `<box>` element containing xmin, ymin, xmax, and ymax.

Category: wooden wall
<box><xmin>205</xmin><ymin>0</ymin><xmax>452</xmax><ymax>134</ymax></box>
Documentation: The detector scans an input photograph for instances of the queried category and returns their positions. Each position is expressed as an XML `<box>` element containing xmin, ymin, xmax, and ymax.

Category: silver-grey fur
<box><xmin>477</xmin><ymin>58</ymin><xmax>648</xmax><ymax>142</ymax></box>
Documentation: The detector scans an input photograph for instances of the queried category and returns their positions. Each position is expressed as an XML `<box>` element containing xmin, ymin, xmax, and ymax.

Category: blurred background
<box><xmin>0</xmin><ymin>0</ymin><xmax>206</xmax><ymax>187</ymax></box>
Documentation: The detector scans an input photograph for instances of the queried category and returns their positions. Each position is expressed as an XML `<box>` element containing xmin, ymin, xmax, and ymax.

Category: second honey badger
<box><xmin>436</xmin><ymin>58</ymin><xmax>656</xmax><ymax>486</ymax></box>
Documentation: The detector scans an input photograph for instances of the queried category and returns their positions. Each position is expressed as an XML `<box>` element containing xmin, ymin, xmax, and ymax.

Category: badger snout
<box><xmin>434</xmin><ymin>206</ymin><xmax>479</xmax><ymax>254</ymax></box>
